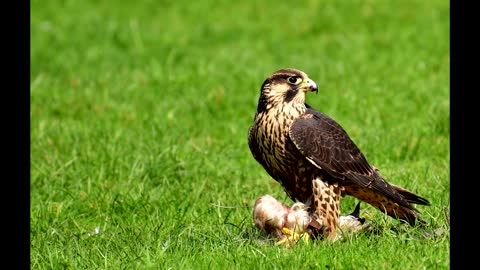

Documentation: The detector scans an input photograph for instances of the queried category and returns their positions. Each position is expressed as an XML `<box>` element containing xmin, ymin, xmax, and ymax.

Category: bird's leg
<box><xmin>309</xmin><ymin>179</ymin><xmax>341</xmax><ymax>240</ymax></box>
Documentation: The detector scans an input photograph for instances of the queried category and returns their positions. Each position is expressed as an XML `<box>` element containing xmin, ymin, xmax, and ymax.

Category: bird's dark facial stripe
<box><xmin>283</xmin><ymin>75</ymin><xmax>303</xmax><ymax>103</ymax></box>
<box><xmin>284</xmin><ymin>88</ymin><xmax>298</xmax><ymax>103</ymax></box>
<box><xmin>271</xmin><ymin>74</ymin><xmax>304</xmax><ymax>103</ymax></box>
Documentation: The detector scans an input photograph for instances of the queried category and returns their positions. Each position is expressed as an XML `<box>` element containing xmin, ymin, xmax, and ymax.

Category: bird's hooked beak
<box><xmin>302</xmin><ymin>78</ymin><xmax>318</xmax><ymax>94</ymax></box>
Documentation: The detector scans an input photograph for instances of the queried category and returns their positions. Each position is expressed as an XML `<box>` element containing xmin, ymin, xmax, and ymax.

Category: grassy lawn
<box><xmin>31</xmin><ymin>0</ymin><xmax>449</xmax><ymax>269</ymax></box>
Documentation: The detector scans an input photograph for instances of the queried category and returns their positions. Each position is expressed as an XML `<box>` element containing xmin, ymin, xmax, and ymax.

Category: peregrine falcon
<box><xmin>248</xmin><ymin>68</ymin><xmax>430</xmax><ymax>240</ymax></box>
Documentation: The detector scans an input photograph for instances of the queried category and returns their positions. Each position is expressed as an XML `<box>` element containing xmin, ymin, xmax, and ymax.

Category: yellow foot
<box><xmin>275</xmin><ymin>227</ymin><xmax>311</xmax><ymax>246</ymax></box>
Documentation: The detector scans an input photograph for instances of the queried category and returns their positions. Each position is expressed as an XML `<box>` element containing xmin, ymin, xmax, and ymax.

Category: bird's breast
<box><xmin>253</xmin><ymin>108</ymin><xmax>310</xmax><ymax>178</ymax></box>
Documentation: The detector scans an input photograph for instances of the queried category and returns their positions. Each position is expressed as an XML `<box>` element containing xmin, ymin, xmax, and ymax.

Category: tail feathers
<box><xmin>360</xmin><ymin>193</ymin><xmax>421</xmax><ymax>226</ymax></box>
<box><xmin>374</xmin><ymin>186</ymin><xmax>431</xmax><ymax>226</ymax></box>
<box><xmin>390</xmin><ymin>183</ymin><xmax>431</xmax><ymax>206</ymax></box>
<box><xmin>380</xmin><ymin>202</ymin><xmax>421</xmax><ymax>226</ymax></box>
<box><xmin>344</xmin><ymin>183</ymin><xmax>430</xmax><ymax>226</ymax></box>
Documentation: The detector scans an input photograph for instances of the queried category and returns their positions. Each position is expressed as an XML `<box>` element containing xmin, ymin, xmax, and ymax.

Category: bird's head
<box><xmin>257</xmin><ymin>68</ymin><xmax>318</xmax><ymax>112</ymax></box>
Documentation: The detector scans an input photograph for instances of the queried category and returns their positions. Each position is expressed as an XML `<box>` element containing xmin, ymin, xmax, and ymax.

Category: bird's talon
<box><xmin>281</xmin><ymin>227</ymin><xmax>294</xmax><ymax>236</ymax></box>
<box><xmin>275</xmin><ymin>227</ymin><xmax>310</xmax><ymax>246</ymax></box>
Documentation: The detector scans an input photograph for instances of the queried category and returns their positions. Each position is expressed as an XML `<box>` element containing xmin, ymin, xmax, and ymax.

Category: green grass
<box><xmin>31</xmin><ymin>0</ymin><xmax>449</xmax><ymax>269</ymax></box>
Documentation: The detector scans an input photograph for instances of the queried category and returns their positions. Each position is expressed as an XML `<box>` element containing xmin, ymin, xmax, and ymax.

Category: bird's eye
<box><xmin>287</xmin><ymin>76</ymin><xmax>302</xmax><ymax>85</ymax></box>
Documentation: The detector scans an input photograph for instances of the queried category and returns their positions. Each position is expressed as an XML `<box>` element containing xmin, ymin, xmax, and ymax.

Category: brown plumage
<box><xmin>248</xmin><ymin>68</ymin><xmax>430</xmax><ymax>240</ymax></box>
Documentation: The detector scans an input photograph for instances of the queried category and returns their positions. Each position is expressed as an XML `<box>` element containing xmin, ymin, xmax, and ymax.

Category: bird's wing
<box><xmin>289</xmin><ymin>107</ymin><xmax>412</xmax><ymax>209</ymax></box>
<box><xmin>289</xmin><ymin>108</ymin><xmax>373</xmax><ymax>181</ymax></box>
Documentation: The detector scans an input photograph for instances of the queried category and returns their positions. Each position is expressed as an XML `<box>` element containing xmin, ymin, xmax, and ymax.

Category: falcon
<box><xmin>248</xmin><ymin>68</ymin><xmax>430</xmax><ymax>241</ymax></box>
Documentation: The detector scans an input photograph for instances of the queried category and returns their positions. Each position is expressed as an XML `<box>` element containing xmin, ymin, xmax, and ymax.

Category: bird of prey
<box><xmin>248</xmin><ymin>68</ymin><xmax>430</xmax><ymax>241</ymax></box>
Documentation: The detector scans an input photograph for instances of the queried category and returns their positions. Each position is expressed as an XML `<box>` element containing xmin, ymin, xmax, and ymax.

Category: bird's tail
<box><xmin>368</xmin><ymin>167</ymin><xmax>430</xmax><ymax>226</ymax></box>
<box><xmin>390</xmin><ymin>183</ymin><xmax>431</xmax><ymax>226</ymax></box>
<box><xmin>343</xmin><ymin>181</ymin><xmax>430</xmax><ymax>226</ymax></box>
<box><xmin>390</xmin><ymin>183</ymin><xmax>431</xmax><ymax>206</ymax></box>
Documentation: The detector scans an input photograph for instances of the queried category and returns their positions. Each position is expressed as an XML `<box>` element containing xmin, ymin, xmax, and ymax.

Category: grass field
<box><xmin>31</xmin><ymin>0</ymin><xmax>449</xmax><ymax>269</ymax></box>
